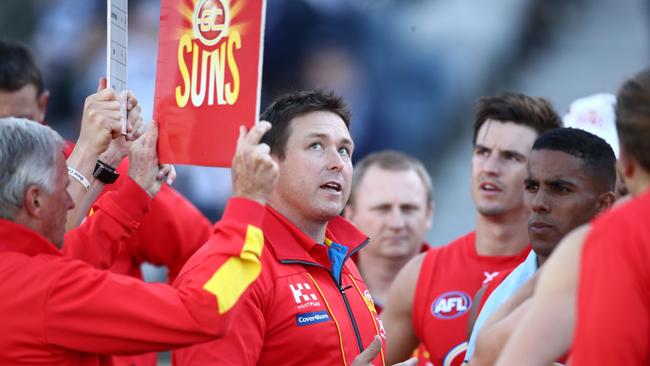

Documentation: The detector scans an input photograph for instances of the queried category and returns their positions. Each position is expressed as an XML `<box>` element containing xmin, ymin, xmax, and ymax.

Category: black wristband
<box><xmin>93</xmin><ymin>160</ymin><xmax>120</xmax><ymax>184</ymax></box>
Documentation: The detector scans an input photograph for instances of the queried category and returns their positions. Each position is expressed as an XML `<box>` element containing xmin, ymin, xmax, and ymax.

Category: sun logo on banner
<box><xmin>176</xmin><ymin>0</ymin><xmax>249</xmax><ymax>42</ymax></box>
<box><xmin>173</xmin><ymin>0</ymin><xmax>249</xmax><ymax>108</ymax></box>
<box><xmin>193</xmin><ymin>0</ymin><xmax>229</xmax><ymax>46</ymax></box>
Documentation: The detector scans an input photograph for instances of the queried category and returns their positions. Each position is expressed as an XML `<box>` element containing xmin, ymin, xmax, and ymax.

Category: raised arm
<box><xmin>62</xmin><ymin>120</ymin><xmax>173</xmax><ymax>268</ymax></box>
<box><xmin>65</xmin><ymin>78</ymin><xmax>144</xmax><ymax>230</ymax></box>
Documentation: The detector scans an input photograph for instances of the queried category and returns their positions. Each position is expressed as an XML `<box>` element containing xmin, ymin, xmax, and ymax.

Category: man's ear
<box><xmin>36</xmin><ymin>90</ymin><xmax>50</xmax><ymax>124</ymax></box>
<box><xmin>596</xmin><ymin>191</ymin><xmax>616</xmax><ymax>214</ymax></box>
<box><xmin>22</xmin><ymin>185</ymin><xmax>43</xmax><ymax>218</ymax></box>
<box><xmin>425</xmin><ymin>201</ymin><xmax>435</xmax><ymax>232</ymax></box>
<box><xmin>618</xmin><ymin>149</ymin><xmax>635</xmax><ymax>180</ymax></box>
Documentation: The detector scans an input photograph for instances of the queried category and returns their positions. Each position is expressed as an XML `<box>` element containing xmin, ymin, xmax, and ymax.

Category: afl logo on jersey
<box><xmin>431</xmin><ymin>291</ymin><xmax>471</xmax><ymax>319</ymax></box>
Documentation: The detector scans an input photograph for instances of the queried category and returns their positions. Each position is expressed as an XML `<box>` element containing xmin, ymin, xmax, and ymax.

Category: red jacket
<box><xmin>173</xmin><ymin>205</ymin><xmax>386</xmax><ymax>365</ymax></box>
<box><xmin>98</xmin><ymin>159</ymin><xmax>211</xmax><ymax>282</ymax></box>
<box><xmin>61</xmin><ymin>176</ymin><xmax>153</xmax><ymax>268</ymax></box>
<box><xmin>62</xmin><ymin>147</ymin><xmax>211</xmax><ymax>281</ymax></box>
<box><xmin>62</xmin><ymin>148</ymin><xmax>212</xmax><ymax>366</ymax></box>
<box><xmin>0</xmin><ymin>197</ymin><xmax>264</xmax><ymax>365</ymax></box>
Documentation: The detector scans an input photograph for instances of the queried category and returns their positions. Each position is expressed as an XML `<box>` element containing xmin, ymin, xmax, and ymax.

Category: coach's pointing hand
<box><xmin>231</xmin><ymin>121</ymin><xmax>279</xmax><ymax>205</ymax></box>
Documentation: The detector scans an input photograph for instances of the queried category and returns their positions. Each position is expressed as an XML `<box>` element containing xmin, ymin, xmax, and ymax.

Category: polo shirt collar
<box><xmin>263</xmin><ymin>206</ymin><xmax>368</xmax><ymax>263</ymax></box>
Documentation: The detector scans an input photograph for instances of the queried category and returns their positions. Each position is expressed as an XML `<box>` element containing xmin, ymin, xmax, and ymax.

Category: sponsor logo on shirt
<box><xmin>482</xmin><ymin>271</ymin><xmax>499</xmax><ymax>285</ymax></box>
<box><xmin>376</xmin><ymin>315</ymin><xmax>386</xmax><ymax>339</ymax></box>
<box><xmin>289</xmin><ymin>282</ymin><xmax>321</xmax><ymax>309</ymax></box>
<box><xmin>363</xmin><ymin>289</ymin><xmax>377</xmax><ymax>312</ymax></box>
<box><xmin>431</xmin><ymin>291</ymin><xmax>471</xmax><ymax>319</ymax></box>
<box><xmin>295</xmin><ymin>310</ymin><xmax>330</xmax><ymax>326</ymax></box>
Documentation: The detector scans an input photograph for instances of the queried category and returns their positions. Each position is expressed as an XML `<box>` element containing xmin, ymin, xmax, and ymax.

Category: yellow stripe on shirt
<box><xmin>203</xmin><ymin>224</ymin><xmax>264</xmax><ymax>314</ymax></box>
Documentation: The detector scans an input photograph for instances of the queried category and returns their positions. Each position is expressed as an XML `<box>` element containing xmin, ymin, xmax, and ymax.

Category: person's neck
<box><xmin>475</xmin><ymin>210</ymin><xmax>529</xmax><ymax>256</ymax></box>
<box><xmin>629</xmin><ymin>170</ymin><xmax>650</xmax><ymax>197</ymax></box>
<box><xmin>357</xmin><ymin>253</ymin><xmax>408</xmax><ymax>306</ymax></box>
<box><xmin>14</xmin><ymin>213</ymin><xmax>63</xmax><ymax>249</ymax></box>
<box><xmin>268</xmin><ymin>203</ymin><xmax>328</xmax><ymax>243</ymax></box>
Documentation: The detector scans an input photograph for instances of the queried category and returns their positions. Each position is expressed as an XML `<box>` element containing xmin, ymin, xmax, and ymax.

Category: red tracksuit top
<box><xmin>412</xmin><ymin>232</ymin><xmax>530</xmax><ymax>366</ymax></box>
<box><xmin>98</xmin><ymin>160</ymin><xmax>211</xmax><ymax>282</ymax></box>
<box><xmin>572</xmin><ymin>188</ymin><xmax>650</xmax><ymax>365</ymax></box>
<box><xmin>61</xmin><ymin>176</ymin><xmax>154</xmax><ymax>269</ymax></box>
<box><xmin>0</xmin><ymin>197</ymin><xmax>264</xmax><ymax>365</ymax></box>
<box><xmin>62</xmin><ymin>146</ymin><xmax>212</xmax><ymax>366</ymax></box>
<box><xmin>62</xmin><ymin>144</ymin><xmax>211</xmax><ymax>282</ymax></box>
<box><xmin>173</xmin><ymin>205</ymin><xmax>385</xmax><ymax>366</ymax></box>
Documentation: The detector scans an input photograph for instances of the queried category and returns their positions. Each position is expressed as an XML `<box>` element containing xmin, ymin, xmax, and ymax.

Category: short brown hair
<box><xmin>473</xmin><ymin>92</ymin><xmax>562</xmax><ymax>144</ymax></box>
<box><xmin>616</xmin><ymin>69</ymin><xmax>650</xmax><ymax>171</ymax></box>
<box><xmin>260</xmin><ymin>90</ymin><xmax>351</xmax><ymax>160</ymax></box>
<box><xmin>0</xmin><ymin>39</ymin><xmax>45</xmax><ymax>97</ymax></box>
<box><xmin>348</xmin><ymin>150</ymin><xmax>433</xmax><ymax>207</ymax></box>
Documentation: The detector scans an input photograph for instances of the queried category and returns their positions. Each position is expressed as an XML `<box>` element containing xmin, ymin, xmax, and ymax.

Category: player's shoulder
<box><xmin>401</xmin><ymin>251</ymin><xmax>427</xmax><ymax>281</ymax></box>
<box><xmin>386</xmin><ymin>252</ymin><xmax>425</xmax><ymax>311</ymax></box>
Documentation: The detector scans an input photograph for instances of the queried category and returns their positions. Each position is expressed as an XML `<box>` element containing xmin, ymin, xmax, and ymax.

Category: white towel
<box><xmin>465</xmin><ymin>250</ymin><xmax>538</xmax><ymax>361</ymax></box>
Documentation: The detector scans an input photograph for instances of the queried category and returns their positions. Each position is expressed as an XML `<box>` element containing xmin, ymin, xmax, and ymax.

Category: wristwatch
<box><xmin>93</xmin><ymin>160</ymin><xmax>120</xmax><ymax>184</ymax></box>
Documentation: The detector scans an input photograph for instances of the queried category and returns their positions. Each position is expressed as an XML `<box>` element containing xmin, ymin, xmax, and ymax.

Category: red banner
<box><xmin>154</xmin><ymin>0</ymin><xmax>265</xmax><ymax>166</ymax></box>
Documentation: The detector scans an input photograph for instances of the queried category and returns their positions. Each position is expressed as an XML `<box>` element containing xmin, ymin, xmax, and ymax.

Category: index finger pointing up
<box><xmin>244</xmin><ymin>121</ymin><xmax>272</xmax><ymax>145</ymax></box>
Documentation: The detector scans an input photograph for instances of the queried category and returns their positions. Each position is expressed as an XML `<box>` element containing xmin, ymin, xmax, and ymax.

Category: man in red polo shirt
<box><xmin>173</xmin><ymin>91</ymin><xmax>385</xmax><ymax>366</ymax></box>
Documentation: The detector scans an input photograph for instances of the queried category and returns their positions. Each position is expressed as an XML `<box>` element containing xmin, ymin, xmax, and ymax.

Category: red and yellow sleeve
<box><xmin>45</xmin><ymin>198</ymin><xmax>268</xmax><ymax>355</ymax></box>
<box><xmin>61</xmin><ymin>176</ymin><xmax>152</xmax><ymax>269</ymax></box>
